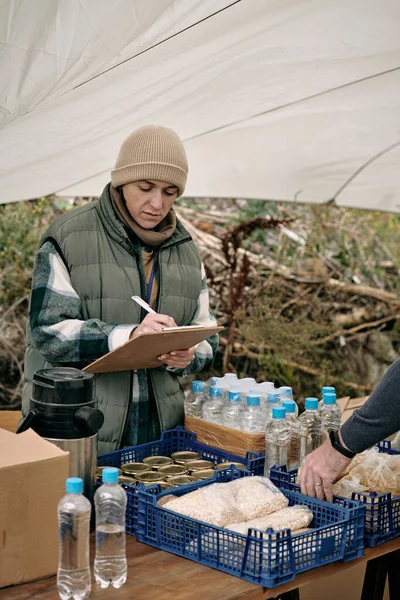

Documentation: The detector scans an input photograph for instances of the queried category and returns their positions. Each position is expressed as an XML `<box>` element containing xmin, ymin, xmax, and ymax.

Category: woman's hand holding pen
<box><xmin>129</xmin><ymin>313</ymin><xmax>176</xmax><ymax>338</ymax></box>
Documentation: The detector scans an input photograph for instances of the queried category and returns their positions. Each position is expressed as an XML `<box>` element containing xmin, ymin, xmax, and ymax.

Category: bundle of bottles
<box><xmin>184</xmin><ymin>373</ymin><xmax>342</xmax><ymax>474</ymax></box>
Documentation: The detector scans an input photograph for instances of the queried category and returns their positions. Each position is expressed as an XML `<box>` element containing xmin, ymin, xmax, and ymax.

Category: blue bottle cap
<box><xmin>66</xmin><ymin>477</ymin><xmax>83</xmax><ymax>494</ymax></box>
<box><xmin>322</xmin><ymin>386</ymin><xmax>335</xmax><ymax>397</ymax></box>
<box><xmin>102</xmin><ymin>467</ymin><xmax>119</xmax><ymax>483</ymax></box>
<box><xmin>246</xmin><ymin>394</ymin><xmax>261</xmax><ymax>407</ymax></box>
<box><xmin>267</xmin><ymin>391</ymin><xmax>281</xmax><ymax>403</ymax></box>
<box><xmin>272</xmin><ymin>406</ymin><xmax>286</xmax><ymax>419</ymax></box>
<box><xmin>282</xmin><ymin>399</ymin><xmax>296</xmax><ymax>413</ymax></box>
<box><xmin>209</xmin><ymin>385</ymin><xmax>222</xmax><ymax>398</ymax></box>
<box><xmin>323</xmin><ymin>392</ymin><xmax>337</xmax><ymax>405</ymax></box>
<box><xmin>192</xmin><ymin>380</ymin><xmax>205</xmax><ymax>392</ymax></box>
<box><xmin>228</xmin><ymin>391</ymin><xmax>241</xmax><ymax>402</ymax></box>
<box><xmin>280</xmin><ymin>386</ymin><xmax>293</xmax><ymax>399</ymax></box>
<box><xmin>305</xmin><ymin>397</ymin><xmax>319</xmax><ymax>410</ymax></box>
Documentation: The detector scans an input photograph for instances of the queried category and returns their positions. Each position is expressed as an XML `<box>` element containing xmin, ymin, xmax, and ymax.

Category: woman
<box><xmin>22</xmin><ymin>125</ymin><xmax>218</xmax><ymax>453</ymax></box>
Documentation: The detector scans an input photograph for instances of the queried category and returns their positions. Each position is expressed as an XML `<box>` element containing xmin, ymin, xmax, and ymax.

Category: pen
<box><xmin>131</xmin><ymin>295</ymin><xmax>157</xmax><ymax>314</ymax></box>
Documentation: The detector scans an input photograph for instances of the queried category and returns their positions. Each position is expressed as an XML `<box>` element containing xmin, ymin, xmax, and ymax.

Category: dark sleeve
<box><xmin>340</xmin><ymin>358</ymin><xmax>400</xmax><ymax>453</ymax></box>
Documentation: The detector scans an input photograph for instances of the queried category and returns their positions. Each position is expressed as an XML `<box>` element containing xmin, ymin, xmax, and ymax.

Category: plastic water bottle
<box><xmin>241</xmin><ymin>394</ymin><xmax>265</xmax><ymax>433</ymax></box>
<box><xmin>319</xmin><ymin>392</ymin><xmax>342</xmax><ymax>439</ymax></box>
<box><xmin>264</xmin><ymin>391</ymin><xmax>281</xmax><ymax>423</ymax></box>
<box><xmin>265</xmin><ymin>406</ymin><xmax>291</xmax><ymax>474</ymax></box>
<box><xmin>318</xmin><ymin>386</ymin><xmax>336</xmax><ymax>409</ymax></box>
<box><xmin>282</xmin><ymin>400</ymin><xmax>301</xmax><ymax>470</ymax></box>
<box><xmin>94</xmin><ymin>467</ymin><xmax>127</xmax><ymax>589</ymax></box>
<box><xmin>222</xmin><ymin>390</ymin><xmax>243</xmax><ymax>429</ymax></box>
<box><xmin>279</xmin><ymin>386</ymin><xmax>299</xmax><ymax>416</ymax></box>
<box><xmin>299</xmin><ymin>398</ymin><xmax>322</xmax><ymax>463</ymax></box>
<box><xmin>202</xmin><ymin>385</ymin><xmax>224</xmax><ymax>424</ymax></box>
<box><xmin>57</xmin><ymin>478</ymin><xmax>91</xmax><ymax>600</ymax></box>
<box><xmin>184</xmin><ymin>380</ymin><xmax>206</xmax><ymax>417</ymax></box>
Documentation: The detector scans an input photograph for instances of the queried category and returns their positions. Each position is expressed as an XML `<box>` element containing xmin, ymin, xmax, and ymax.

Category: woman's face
<box><xmin>122</xmin><ymin>180</ymin><xmax>178</xmax><ymax>229</ymax></box>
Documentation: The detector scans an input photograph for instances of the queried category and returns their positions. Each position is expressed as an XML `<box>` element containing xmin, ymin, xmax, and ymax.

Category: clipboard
<box><xmin>83</xmin><ymin>325</ymin><xmax>223</xmax><ymax>373</ymax></box>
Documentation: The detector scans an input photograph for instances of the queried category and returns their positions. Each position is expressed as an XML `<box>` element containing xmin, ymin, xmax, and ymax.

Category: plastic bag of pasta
<box><xmin>228</xmin><ymin>476</ymin><xmax>289</xmax><ymax>520</ymax></box>
<box><xmin>225</xmin><ymin>505</ymin><xmax>313</xmax><ymax>535</ymax></box>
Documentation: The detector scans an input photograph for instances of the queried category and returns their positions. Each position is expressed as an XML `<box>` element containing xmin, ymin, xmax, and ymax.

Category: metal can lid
<box><xmin>171</xmin><ymin>451</ymin><xmax>201</xmax><ymax>463</ymax></box>
<box><xmin>185</xmin><ymin>459</ymin><xmax>215</xmax><ymax>471</ymax></box>
<box><xmin>215</xmin><ymin>462</ymin><xmax>246</xmax><ymax>470</ymax></box>
<box><xmin>167</xmin><ymin>475</ymin><xmax>197</xmax><ymax>486</ymax></box>
<box><xmin>119</xmin><ymin>475</ymin><xmax>137</xmax><ymax>485</ymax></box>
<box><xmin>135</xmin><ymin>471</ymin><xmax>167</xmax><ymax>483</ymax></box>
<box><xmin>158</xmin><ymin>464</ymin><xmax>188</xmax><ymax>476</ymax></box>
<box><xmin>121</xmin><ymin>462</ymin><xmax>152</xmax><ymax>475</ymax></box>
<box><xmin>193</xmin><ymin>469</ymin><xmax>215</xmax><ymax>480</ymax></box>
<box><xmin>143</xmin><ymin>456</ymin><xmax>173</xmax><ymax>469</ymax></box>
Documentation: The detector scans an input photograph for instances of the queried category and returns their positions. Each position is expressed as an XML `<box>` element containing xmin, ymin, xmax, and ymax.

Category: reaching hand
<box><xmin>300</xmin><ymin>437</ymin><xmax>351</xmax><ymax>502</ymax></box>
<box><xmin>130</xmin><ymin>313</ymin><xmax>176</xmax><ymax>338</ymax></box>
<box><xmin>158</xmin><ymin>345</ymin><xmax>197</xmax><ymax>369</ymax></box>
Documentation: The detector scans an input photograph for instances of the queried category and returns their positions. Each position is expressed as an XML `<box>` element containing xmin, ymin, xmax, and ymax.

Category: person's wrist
<box><xmin>329</xmin><ymin>429</ymin><xmax>356</xmax><ymax>459</ymax></box>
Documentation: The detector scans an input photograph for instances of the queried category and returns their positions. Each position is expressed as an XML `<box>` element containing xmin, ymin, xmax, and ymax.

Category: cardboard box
<box><xmin>0</xmin><ymin>429</ymin><xmax>69</xmax><ymax>588</ymax></box>
<box><xmin>185</xmin><ymin>415</ymin><xmax>265</xmax><ymax>456</ymax></box>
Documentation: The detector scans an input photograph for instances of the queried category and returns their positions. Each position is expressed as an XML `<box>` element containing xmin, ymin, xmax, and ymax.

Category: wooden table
<box><xmin>1</xmin><ymin>535</ymin><xmax>399</xmax><ymax>600</ymax></box>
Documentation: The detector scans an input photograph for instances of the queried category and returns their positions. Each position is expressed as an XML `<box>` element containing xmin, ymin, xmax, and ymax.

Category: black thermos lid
<box><xmin>32</xmin><ymin>367</ymin><xmax>94</xmax><ymax>405</ymax></box>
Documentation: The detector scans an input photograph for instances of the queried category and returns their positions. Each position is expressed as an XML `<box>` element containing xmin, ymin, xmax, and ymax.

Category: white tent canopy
<box><xmin>1</xmin><ymin>0</ymin><xmax>399</xmax><ymax>211</ymax></box>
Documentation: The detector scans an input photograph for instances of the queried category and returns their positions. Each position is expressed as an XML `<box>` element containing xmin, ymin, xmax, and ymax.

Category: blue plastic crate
<box><xmin>97</xmin><ymin>426</ymin><xmax>264</xmax><ymax>535</ymax></box>
<box><xmin>135</xmin><ymin>467</ymin><xmax>365</xmax><ymax>587</ymax></box>
<box><xmin>270</xmin><ymin>440</ymin><xmax>400</xmax><ymax>549</ymax></box>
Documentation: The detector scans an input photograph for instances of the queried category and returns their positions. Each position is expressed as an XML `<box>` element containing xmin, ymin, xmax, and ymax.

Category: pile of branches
<box><xmin>176</xmin><ymin>202</ymin><xmax>400</xmax><ymax>398</ymax></box>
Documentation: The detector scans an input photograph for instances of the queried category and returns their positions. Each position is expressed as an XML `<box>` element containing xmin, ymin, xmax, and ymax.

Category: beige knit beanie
<box><xmin>111</xmin><ymin>125</ymin><xmax>188</xmax><ymax>196</ymax></box>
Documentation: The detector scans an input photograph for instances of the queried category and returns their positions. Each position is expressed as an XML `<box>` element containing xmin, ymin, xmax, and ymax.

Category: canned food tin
<box><xmin>121</xmin><ymin>462</ymin><xmax>152</xmax><ymax>476</ymax></box>
<box><xmin>158</xmin><ymin>464</ymin><xmax>188</xmax><ymax>477</ymax></box>
<box><xmin>158</xmin><ymin>482</ymin><xmax>175</xmax><ymax>491</ymax></box>
<box><xmin>215</xmin><ymin>461</ymin><xmax>246</xmax><ymax>470</ymax></box>
<box><xmin>185</xmin><ymin>459</ymin><xmax>215</xmax><ymax>472</ymax></box>
<box><xmin>143</xmin><ymin>456</ymin><xmax>173</xmax><ymax>469</ymax></box>
<box><xmin>171</xmin><ymin>451</ymin><xmax>201</xmax><ymax>464</ymax></box>
<box><xmin>167</xmin><ymin>475</ymin><xmax>197</xmax><ymax>486</ymax></box>
<box><xmin>119</xmin><ymin>475</ymin><xmax>137</xmax><ymax>485</ymax></box>
<box><xmin>192</xmin><ymin>469</ymin><xmax>215</xmax><ymax>481</ymax></box>
<box><xmin>135</xmin><ymin>471</ymin><xmax>167</xmax><ymax>484</ymax></box>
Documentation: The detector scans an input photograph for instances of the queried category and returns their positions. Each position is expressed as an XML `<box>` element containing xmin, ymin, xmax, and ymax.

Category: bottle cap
<box><xmin>209</xmin><ymin>386</ymin><xmax>222</xmax><ymax>398</ymax></box>
<box><xmin>66</xmin><ymin>477</ymin><xmax>83</xmax><ymax>494</ymax></box>
<box><xmin>267</xmin><ymin>391</ymin><xmax>281</xmax><ymax>404</ymax></box>
<box><xmin>305</xmin><ymin>397</ymin><xmax>319</xmax><ymax>410</ymax></box>
<box><xmin>260</xmin><ymin>381</ymin><xmax>274</xmax><ymax>388</ymax></box>
<box><xmin>272</xmin><ymin>406</ymin><xmax>286</xmax><ymax>419</ymax></box>
<box><xmin>191</xmin><ymin>380</ymin><xmax>205</xmax><ymax>393</ymax></box>
<box><xmin>246</xmin><ymin>394</ymin><xmax>261</xmax><ymax>407</ymax></box>
<box><xmin>282</xmin><ymin>399</ymin><xmax>296</xmax><ymax>413</ymax></box>
<box><xmin>247</xmin><ymin>386</ymin><xmax>259</xmax><ymax>395</ymax></box>
<box><xmin>224</xmin><ymin>373</ymin><xmax>237</xmax><ymax>379</ymax></box>
<box><xmin>102</xmin><ymin>467</ymin><xmax>119</xmax><ymax>483</ymax></box>
<box><xmin>322</xmin><ymin>386</ymin><xmax>335</xmax><ymax>397</ymax></box>
<box><xmin>323</xmin><ymin>392</ymin><xmax>337</xmax><ymax>405</ymax></box>
<box><xmin>228</xmin><ymin>391</ymin><xmax>241</xmax><ymax>402</ymax></box>
<box><xmin>241</xmin><ymin>378</ymin><xmax>256</xmax><ymax>385</ymax></box>
<box><xmin>279</xmin><ymin>386</ymin><xmax>293</xmax><ymax>399</ymax></box>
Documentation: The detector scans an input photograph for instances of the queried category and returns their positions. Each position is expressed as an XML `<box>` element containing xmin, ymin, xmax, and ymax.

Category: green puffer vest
<box><xmin>22</xmin><ymin>184</ymin><xmax>202</xmax><ymax>454</ymax></box>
